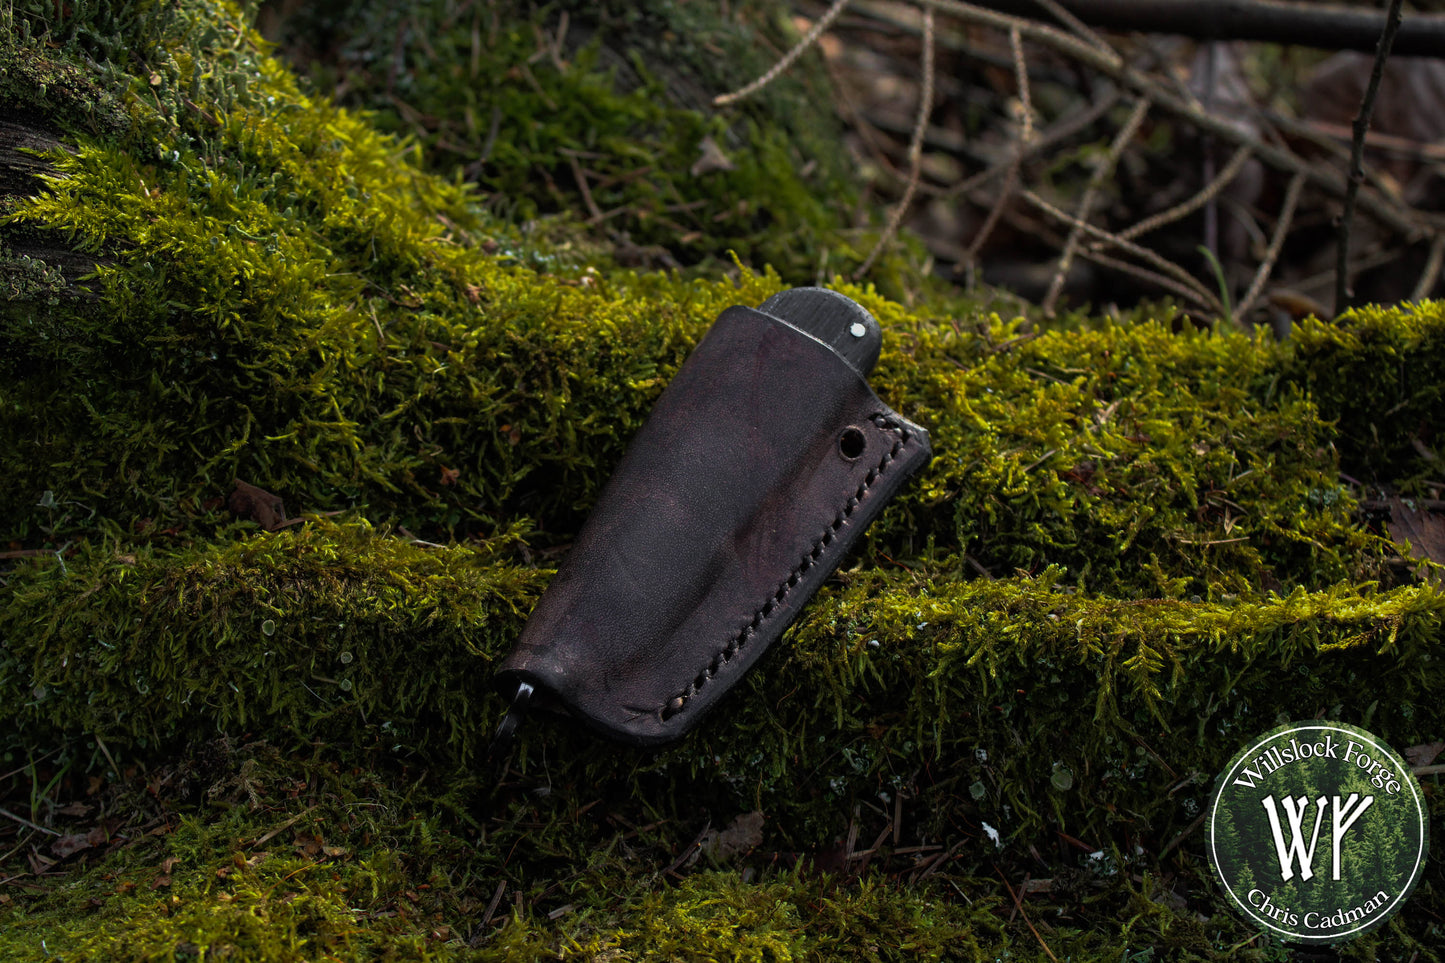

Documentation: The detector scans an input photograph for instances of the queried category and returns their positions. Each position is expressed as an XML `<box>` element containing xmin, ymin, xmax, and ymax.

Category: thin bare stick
<box><xmin>962</xmin><ymin>26</ymin><xmax>1032</xmax><ymax>268</ymax></box>
<box><xmin>1236</xmin><ymin>171</ymin><xmax>1306</xmax><ymax>321</ymax></box>
<box><xmin>564</xmin><ymin>152</ymin><xmax>604</xmax><ymax>225</ymax></box>
<box><xmin>1294</xmin><ymin>116</ymin><xmax>1445</xmax><ymax>165</ymax></box>
<box><xmin>918</xmin><ymin>0</ymin><xmax>1429</xmax><ymax>241</ymax></box>
<box><xmin>1023</xmin><ymin>188</ymin><xmax>1221</xmax><ymax>310</ymax></box>
<box><xmin>1119</xmin><ymin>144</ymin><xmax>1253</xmax><ymax>242</ymax></box>
<box><xmin>1043</xmin><ymin>97</ymin><xmax>1150</xmax><ymax>314</ymax></box>
<box><xmin>714</xmin><ymin>0</ymin><xmax>851</xmax><ymax>106</ymax></box>
<box><xmin>947</xmin><ymin>89</ymin><xmax>1120</xmax><ymax>202</ymax></box>
<box><xmin>856</xmin><ymin>5</ymin><xmax>935</xmax><ymax>278</ymax></box>
<box><xmin>964</xmin><ymin>163</ymin><xmax>1020</xmax><ymax>273</ymax></box>
<box><xmin>1263</xmin><ymin>110</ymin><xmax>1409</xmax><ymax>202</ymax></box>
<box><xmin>1011</xmin><ymin>24</ymin><xmax>1035</xmax><ymax>145</ymax></box>
<box><xmin>1335</xmin><ymin>0</ymin><xmax>1405</xmax><ymax>317</ymax></box>
<box><xmin>996</xmin><ymin>865</ymin><xmax>1061</xmax><ymax>962</ymax></box>
<box><xmin>1030</xmin><ymin>0</ymin><xmax>1120</xmax><ymax>65</ymax></box>
<box><xmin>0</xmin><ymin>806</ymin><xmax>60</xmax><ymax>836</ymax></box>
<box><xmin>1413</xmin><ymin>233</ymin><xmax>1445</xmax><ymax>302</ymax></box>
<box><xmin>964</xmin><ymin>0</ymin><xmax>1445</xmax><ymax>58</ymax></box>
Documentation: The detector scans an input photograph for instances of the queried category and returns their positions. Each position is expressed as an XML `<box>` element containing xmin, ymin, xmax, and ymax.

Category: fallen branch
<box><xmin>1023</xmin><ymin>188</ymin><xmax>1222</xmax><ymax>311</ymax></box>
<box><xmin>969</xmin><ymin>0</ymin><xmax>1445</xmax><ymax>57</ymax></box>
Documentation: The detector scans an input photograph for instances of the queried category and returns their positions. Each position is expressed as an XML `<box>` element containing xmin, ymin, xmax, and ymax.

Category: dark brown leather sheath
<box><xmin>495</xmin><ymin>299</ymin><xmax>931</xmax><ymax>746</ymax></box>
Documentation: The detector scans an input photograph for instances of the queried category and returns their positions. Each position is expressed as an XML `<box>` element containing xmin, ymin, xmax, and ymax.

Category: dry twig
<box><xmin>918</xmin><ymin>0</ymin><xmax>1431</xmax><ymax>239</ymax></box>
<box><xmin>714</xmin><ymin>0</ymin><xmax>852</xmax><ymax>107</ymax></box>
<box><xmin>856</xmin><ymin>6</ymin><xmax>936</xmax><ymax>278</ymax></box>
<box><xmin>1335</xmin><ymin>0</ymin><xmax>1406</xmax><ymax>317</ymax></box>
<box><xmin>962</xmin><ymin>25</ymin><xmax>1032</xmax><ymax>271</ymax></box>
<box><xmin>1414</xmin><ymin>234</ymin><xmax>1445</xmax><ymax>302</ymax></box>
<box><xmin>1023</xmin><ymin>188</ymin><xmax>1220</xmax><ymax>311</ymax></box>
<box><xmin>1118</xmin><ymin>144</ymin><xmax>1253</xmax><ymax>243</ymax></box>
<box><xmin>1028</xmin><ymin>0</ymin><xmax>1119</xmax><ymax>64</ymax></box>
<box><xmin>1042</xmin><ymin>97</ymin><xmax>1150</xmax><ymax>314</ymax></box>
<box><xmin>1237</xmin><ymin>171</ymin><xmax>1306</xmax><ymax>320</ymax></box>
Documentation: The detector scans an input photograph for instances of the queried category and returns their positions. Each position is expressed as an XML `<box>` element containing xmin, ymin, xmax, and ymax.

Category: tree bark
<box><xmin>0</xmin><ymin>117</ymin><xmax>99</xmax><ymax>299</ymax></box>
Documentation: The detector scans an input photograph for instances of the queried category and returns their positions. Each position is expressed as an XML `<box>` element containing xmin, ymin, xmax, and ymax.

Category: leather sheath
<box><xmin>495</xmin><ymin>295</ymin><xmax>931</xmax><ymax>746</ymax></box>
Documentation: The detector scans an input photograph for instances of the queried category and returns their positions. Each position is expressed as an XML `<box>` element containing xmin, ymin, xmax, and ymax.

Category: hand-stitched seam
<box><xmin>660</xmin><ymin>414</ymin><xmax>911</xmax><ymax>721</ymax></box>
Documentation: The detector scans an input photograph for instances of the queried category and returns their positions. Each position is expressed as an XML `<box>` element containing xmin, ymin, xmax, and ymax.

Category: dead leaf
<box><xmin>700</xmin><ymin>811</ymin><xmax>764</xmax><ymax>863</ymax></box>
<box><xmin>690</xmin><ymin>136</ymin><xmax>736</xmax><ymax>177</ymax></box>
<box><xmin>151</xmin><ymin>874</ymin><xmax>171</xmax><ymax>889</ymax></box>
<box><xmin>1405</xmin><ymin>741</ymin><xmax>1445</xmax><ymax>769</ymax></box>
<box><xmin>1385</xmin><ymin>496</ymin><xmax>1445</xmax><ymax>581</ymax></box>
<box><xmin>228</xmin><ymin>479</ymin><xmax>287</xmax><ymax>531</ymax></box>
<box><xmin>51</xmin><ymin>834</ymin><xmax>94</xmax><ymax>859</ymax></box>
<box><xmin>439</xmin><ymin>466</ymin><xmax>461</xmax><ymax>487</ymax></box>
<box><xmin>161</xmin><ymin>856</ymin><xmax>180</xmax><ymax>874</ymax></box>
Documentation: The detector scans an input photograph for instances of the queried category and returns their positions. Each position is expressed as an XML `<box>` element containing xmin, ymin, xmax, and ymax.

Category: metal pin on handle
<box><xmin>758</xmin><ymin>287</ymin><xmax>882</xmax><ymax>377</ymax></box>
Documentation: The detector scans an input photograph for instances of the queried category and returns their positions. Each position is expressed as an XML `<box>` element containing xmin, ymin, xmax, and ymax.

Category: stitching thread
<box><xmin>660</xmin><ymin>413</ymin><xmax>911</xmax><ymax>720</ymax></box>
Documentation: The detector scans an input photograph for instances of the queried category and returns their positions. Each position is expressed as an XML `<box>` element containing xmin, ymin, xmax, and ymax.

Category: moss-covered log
<box><xmin>1</xmin><ymin>2</ymin><xmax>1442</xmax><ymax>961</ymax></box>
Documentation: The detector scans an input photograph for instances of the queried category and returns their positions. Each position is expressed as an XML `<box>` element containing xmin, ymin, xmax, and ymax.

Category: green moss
<box><xmin>2</xmin><ymin>3</ymin><xmax>1443</xmax><ymax>961</ymax></box>
<box><xmin>1282</xmin><ymin>305</ymin><xmax>1445</xmax><ymax>486</ymax></box>
<box><xmin>0</xmin><ymin>16</ymin><xmax>128</xmax><ymax>137</ymax></box>
<box><xmin>0</xmin><ymin>245</ymin><xmax>70</xmax><ymax>306</ymax></box>
<box><xmin>856</xmin><ymin>303</ymin><xmax>1393</xmax><ymax>598</ymax></box>
<box><xmin>4</xmin><ymin>519</ymin><xmax>1441</xmax><ymax>865</ymax></box>
<box><xmin>3</xmin><ymin>0</ymin><xmax>787</xmax><ymax>546</ymax></box>
<box><xmin>5</xmin><ymin>738</ymin><xmax>1429</xmax><ymax>961</ymax></box>
<box><xmin>0</xmin><ymin>519</ymin><xmax>541</xmax><ymax>766</ymax></box>
<box><xmin>278</xmin><ymin>0</ymin><xmax>867</xmax><ymax>282</ymax></box>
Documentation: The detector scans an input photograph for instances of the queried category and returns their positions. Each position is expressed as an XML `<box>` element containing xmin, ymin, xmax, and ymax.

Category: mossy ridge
<box><xmin>690</xmin><ymin>569</ymin><xmax>1444</xmax><ymax>849</ymax></box>
<box><xmin>848</xmin><ymin>294</ymin><xmax>1398</xmax><ymax>598</ymax></box>
<box><xmin>0</xmin><ymin>741</ymin><xmax>514</xmax><ymax>962</ymax></box>
<box><xmin>3</xmin><ymin>0</ymin><xmax>786</xmax><ymax>547</ymax></box>
<box><xmin>1</xmin><ymin>0</ymin><xmax>1435</xmax><ymax>602</ymax></box>
<box><xmin>2</xmin><ymin>3</ymin><xmax>1443</xmax><ymax>960</ymax></box>
<box><xmin>4</xmin><ymin>518</ymin><xmax>1440</xmax><ymax>858</ymax></box>
<box><xmin>0</xmin><ymin>518</ymin><xmax>542</xmax><ymax>767</ymax></box>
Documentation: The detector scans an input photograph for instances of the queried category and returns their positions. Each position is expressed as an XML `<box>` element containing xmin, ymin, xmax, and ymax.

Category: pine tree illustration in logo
<box><xmin>1207</xmin><ymin>721</ymin><xmax>1428</xmax><ymax>944</ymax></box>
